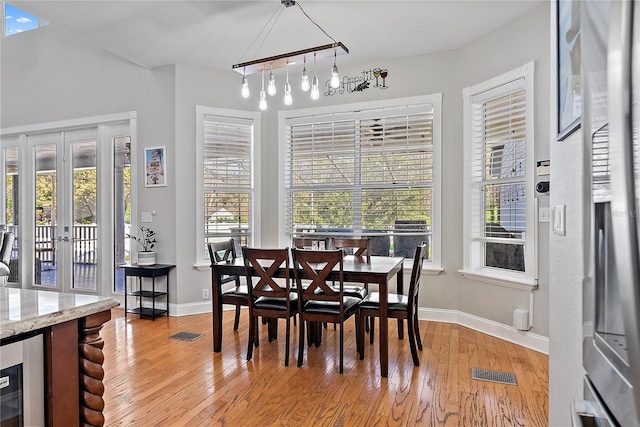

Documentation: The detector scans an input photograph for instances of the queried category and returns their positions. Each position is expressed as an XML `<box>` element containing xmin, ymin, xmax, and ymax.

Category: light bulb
<box><xmin>268</xmin><ymin>70</ymin><xmax>276</xmax><ymax>96</ymax></box>
<box><xmin>330</xmin><ymin>62</ymin><xmax>340</xmax><ymax>89</ymax></box>
<box><xmin>301</xmin><ymin>67</ymin><xmax>310</xmax><ymax>92</ymax></box>
<box><xmin>284</xmin><ymin>82</ymin><xmax>292</xmax><ymax>106</ymax></box>
<box><xmin>259</xmin><ymin>89</ymin><xmax>268</xmax><ymax>110</ymax></box>
<box><xmin>310</xmin><ymin>75</ymin><xmax>320</xmax><ymax>100</ymax></box>
<box><xmin>241</xmin><ymin>75</ymin><xmax>250</xmax><ymax>99</ymax></box>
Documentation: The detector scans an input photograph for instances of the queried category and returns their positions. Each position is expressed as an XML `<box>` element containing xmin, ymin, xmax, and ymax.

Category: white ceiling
<box><xmin>12</xmin><ymin>0</ymin><xmax>544</xmax><ymax>73</ymax></box>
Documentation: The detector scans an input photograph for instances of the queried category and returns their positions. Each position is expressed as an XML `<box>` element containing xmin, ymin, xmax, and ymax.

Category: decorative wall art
<box><xmin>557</xmin><ymin>0</ymin><xmax>581</xmax><ymax>140</ymax></box>
<box><xmin>145</xmin><ymin>146</ymin><xmax>166</xmax><ymax>187</ymax></box>
<box><xmin>325</xmin><ymin>68</ymin><xmax>389</xmax><ymax>96</ymax></box>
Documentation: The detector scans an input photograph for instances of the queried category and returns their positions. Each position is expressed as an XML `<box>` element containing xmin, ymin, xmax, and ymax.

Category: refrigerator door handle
<box><xmin>608</xmin><ymin>0</ymin><xmax>640</xmax><ymax>422</ymax></box>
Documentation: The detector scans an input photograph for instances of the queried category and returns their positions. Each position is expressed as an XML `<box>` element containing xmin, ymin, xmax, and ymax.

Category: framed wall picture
<box><xmin>557</xmin><ymin>0</ymin><xmax>581</xmax><ymax>140</ymax></box>
<box><xmin>145</xmin><ymin>146</ymin><xmax>166</xmax><ymax>187</ymax></box>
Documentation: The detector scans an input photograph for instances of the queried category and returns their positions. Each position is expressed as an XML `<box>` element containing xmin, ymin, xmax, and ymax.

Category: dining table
<box><xmin>210</xmin><ymin>254</ymin><xmax>405</xmax><ymax>377</ymax></box>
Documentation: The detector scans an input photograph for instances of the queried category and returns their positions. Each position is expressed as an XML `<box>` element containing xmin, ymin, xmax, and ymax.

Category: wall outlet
<box><xmin>202</xmin><ymin>288</ymin><xmax>209</xmax><ymax>299</ymax></box>
<box><xmin>141</xmin><ymin>211</ymin><xmax>153</xmax><ymax>223</ymax></box>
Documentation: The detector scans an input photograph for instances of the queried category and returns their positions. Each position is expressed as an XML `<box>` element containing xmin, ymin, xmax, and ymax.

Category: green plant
<box><xmin>126</xmin><ymin>226</ymin><xmax>157</xmax><ymax>251</ymax></box>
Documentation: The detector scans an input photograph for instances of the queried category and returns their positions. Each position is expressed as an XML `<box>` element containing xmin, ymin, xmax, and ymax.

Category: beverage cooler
<box><xmin>574</xmin><ymin>0</ymin><xmax>640</xmax><ymax>425</ymax></box>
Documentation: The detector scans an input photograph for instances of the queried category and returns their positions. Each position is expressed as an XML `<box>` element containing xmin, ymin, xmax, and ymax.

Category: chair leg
<box><xmin>247</xmin><ymin>316</ymin><xmax>255</xmax><ymax>361</ymax></box>
<box><xmin>369</xmin><ymin>317</ymin><xmax>375</xmax><ymax>345</ymax></box>
<box><xmin>298</xmin><ymin>319</ymin><xmax>305</xmax><ymax>368</ymax></box>
<box><xmin>284</xmin><ymin>318</ymin><xmax>290</xmax><ymax>367</ymax></box>
<box><xmin>339</xmin><ymin>322</ymin><xmax>344</xmax><ymax>374</ymax></box>
<box><xmin>233</xmin><ymin>306</ymin><xmax>241</xmax><ymax>331</ymax></box>
<box><xmin>414</xmin><ymin>311</ymin><xmax>423</xmax><ymax>351</ymax></box>
<box><xmin>407</xmin><ymin>316</ymin><xmax>420</xmax><ymax>366</ymax></box>
<box><xmin>356</xmin><ymin>312</ymin><xmax>364</xmax><ymax>360</ymax></box>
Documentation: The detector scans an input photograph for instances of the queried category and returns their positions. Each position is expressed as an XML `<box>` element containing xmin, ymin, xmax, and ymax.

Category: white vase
<box><xmin>137</xmin><ymin>251</ymin><xmax>156</xmax><ymax>266</ymax></box>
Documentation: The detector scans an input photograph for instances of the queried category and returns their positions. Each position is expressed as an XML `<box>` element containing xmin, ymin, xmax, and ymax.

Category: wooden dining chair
<box><xmin>243</xmin><ymin>247</ymin><xmax>298</xmax><ymax>366</ymax></box>
<box><xmin>208</xmin><ymin>239</ymin><xmax>247</xmax><ymax>331</ymax></box>
<box><xmin>293</xmin><ymin>237</ymin><xmax>330</xmax><ymax>250</ymax></box>
<box><xmin>328</xmin><ymin>237</ymin><xmax>371</xmax><ymax>299</ymax></box>
<box><xmin>356</xmin><ymin>242</ymin><xmax>428</xmax><ymax>366</ymax></box>
<box><xmin>292</xmin><ymin>248</ymin><xmax>362</xmax><ymax>373</ymax></box>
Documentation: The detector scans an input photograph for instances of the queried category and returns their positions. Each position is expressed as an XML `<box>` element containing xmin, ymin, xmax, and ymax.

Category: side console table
<box><xmin>122</xmin><ymin>264</ymin><xmax>175</xmax><ymax>320</ymax></box>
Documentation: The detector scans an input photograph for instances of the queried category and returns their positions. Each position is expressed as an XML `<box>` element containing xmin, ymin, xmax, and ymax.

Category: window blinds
<box><xmin>284</xmin><ymin>106</ymin><xmax>433</xmax><ymax>238</ymax></box>
<box><xmin>470</xmin><ymin>81</ymin><xmax>527</xmax><ymax>243</ymax></box>
<box><xmin>203</xmin><ymin>116</ymin><xmax>253</xmax><ymax>243</ymax></box>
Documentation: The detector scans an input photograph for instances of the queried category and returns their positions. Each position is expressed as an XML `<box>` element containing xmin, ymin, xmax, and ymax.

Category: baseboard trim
<box><xmin>166</xmin><ymin>303</ymin><xmax>548</xmax><ymax>355</ymax></box>
<box><xmin>418</xmin><ymin>307</ymin><xmax>549</xmax><ymax>355</ymax></box>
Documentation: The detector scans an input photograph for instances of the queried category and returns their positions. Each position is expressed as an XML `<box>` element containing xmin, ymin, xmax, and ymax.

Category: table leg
<box><xmin>124</xmin><ymin>274</ymin><xmax>128</xmax><ymax>317</ymax></box>
<box><xmin>212</xmin><ymin>270</ymin><xmax>223</xmax><ymax>352</ymax></box>
<box><xmin>396</xmin><ymin>263</ymin><xmax>404</xmax><ymax>340</ymax></box>
<box><xmin>379</xmin><ymin>277</ymin><xmax>389</xmax><ymax>378</ymax></box>
<box><xmin>152</xmin><ymin>276</ymin><xmax>156</xmax><ymax>321</ymax></box>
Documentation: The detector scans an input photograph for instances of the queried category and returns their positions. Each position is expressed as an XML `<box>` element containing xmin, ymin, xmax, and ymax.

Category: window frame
<box><xmin>278</xmin><ymin>94</ymin><xmax>442</xmax><ymax>272</ymax></box>
<box><xmin>461</xmin><ymin>62</ymin><xmax>536</xmax><ymax>289</ymax></box>
<box><xmin>195</xmin><ymin>106</ymin><xmax>261</xmax><ymax>266</ymax></box>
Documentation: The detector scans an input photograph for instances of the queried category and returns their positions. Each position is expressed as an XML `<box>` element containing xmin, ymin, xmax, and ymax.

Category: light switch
<box><xmin>539</xmin><ymin>207</ymin><xmax>551</xmax><ymax>223</ymax></box>
<box><xmin>141</xmin><ymin>212</ymin><xmax>153</xmax><ymax>223</ymax></box>
<box><xmin>553</xmin><ymin>205</ymin><xmax>566</xmax><ymax>236</ymax></box>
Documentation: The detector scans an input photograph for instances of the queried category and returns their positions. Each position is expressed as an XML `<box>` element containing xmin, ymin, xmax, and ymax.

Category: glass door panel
<box><xmin>4</xmin><ymin>146</ymin><xmax>19</xmax><ymax>285</ymax></box>
<box><xmin>71</xmin><ymin>140</ymin><xmax>97</xmax><ymax>291</ymax></box>
<box><xmin>114</xmin><ymin>136</ymin><xmax>131</xmax><ymax>294</ymax></box>
<box><xmin>34</xmin><ymin>144</ymin><xmax>57</xmax><ymax>287</ymax></box>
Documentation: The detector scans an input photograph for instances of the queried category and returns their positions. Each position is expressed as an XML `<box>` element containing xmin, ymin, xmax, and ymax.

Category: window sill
<box><xmin>400</xmin><ymin>261</ymin><xmax>442</xmax><ymax>276</ymax></box>
<box><xmin>458</xmin><ymin>269</ymin><xmax>536</xmax><ymax>291</ymax></box>
<box><xmin>194</xmin><ymin>263</ymin><xmax>211</xmax><ymax>272</ymax></box>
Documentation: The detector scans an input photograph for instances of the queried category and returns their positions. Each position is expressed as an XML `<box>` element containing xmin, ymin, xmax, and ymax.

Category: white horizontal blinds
<box><xmin>360</xmin><ymin>113</ymin><xmax>433</xmax><ymax>185</ymax></box>
<box><xmin>470</xmin><ymin>79</ymin><xmax>526</xmax><ymax>272</ymax></box>
<box><xmin>592</xmin><ymin>124</ymin><xmax>610</xmax><ymax>202</ymax></box>
<box><xmin>289</xmin><ymin>120</ymin><xmax>356</xmax><ymax>187</ymax></box>
<box><xmin>285</xmin><ymin>105</ymin><xmax>433</xmax><ymax>257</ymax></box>
<box><xmin>203</xmin><ymin>115</ymin><xmax>252</xmax><ymax>247</ymax></box>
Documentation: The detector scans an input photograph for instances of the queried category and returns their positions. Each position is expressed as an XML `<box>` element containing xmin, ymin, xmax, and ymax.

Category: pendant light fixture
<box><xmin>232</xmin><ymin>0</ymin><xmax>348</xmax><ymax>110</ymax></box>
<box><xmin>259</xmin><ymin>69</ymin><xmax>268</xmax><ymax>111</ymax></box>
<box><xmin>284</xmin><ymin>62</ymin><xmax>293</xmax><ymax>106</ymax></box>
<box><xmin>301</xmin><ymin>57</ymin><xmax>310</xmax><ymax>92</ymax></box>
<box><xmin>241</xmin><ymin>68</ymin><xmax>250</xmax><ymax>99</ymax></box>
<box><xmin>267</xmin><ymin>63</ymin><xmax>277</xmax><ymax>96</ymax></box>
<box><xmin>310</xmin><ymin>52</ymin><xmax>320</xmax><ymax>101</ymax></box>
<box><xmin>330</xmin><ymin>52</ymin><xmax>340</xmax><ymax>89</ymax></box>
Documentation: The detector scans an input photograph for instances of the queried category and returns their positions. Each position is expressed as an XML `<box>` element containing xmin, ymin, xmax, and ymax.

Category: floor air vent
<box><xmin>471</xmin><ymin>368</ymin><xmax>517</xmax><ymax>385</ymax></box>
<box><xmin>169</xmin><ymin>332</ymin><xmax>204</xmax><ymax>341</ymax></box>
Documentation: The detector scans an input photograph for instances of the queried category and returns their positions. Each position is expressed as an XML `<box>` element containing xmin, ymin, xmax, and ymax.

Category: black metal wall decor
<box><xmin>325</xmin><ymin>67</ymin><xmax>389</xmax><ymax>96</ymax></box>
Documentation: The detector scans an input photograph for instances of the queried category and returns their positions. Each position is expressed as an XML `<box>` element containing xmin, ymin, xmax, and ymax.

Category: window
<box><xmin>196</xmin><ymin>106</ymin><xmax>260</xmax><ymax>264</ymax></box>
<box><xmin>462</xmin><ymin>62</ymin><xmax>535</xmax><ymax>287</ymax></box>
<box><xmin>2</xmin><ymin>2</ymin><xmax>48</xmax><ymax>37</ymax></box>
<box><xmin>280</xmin><ymin>95</ymin><xmax>441</xmax><ymax>267</ymax></box>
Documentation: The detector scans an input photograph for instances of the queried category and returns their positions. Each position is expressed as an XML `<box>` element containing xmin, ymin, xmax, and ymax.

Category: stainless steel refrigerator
<box><xmin>575</xmin><ymin>0</ymin><xmax>640</xmax><ymax>425</ymax></box>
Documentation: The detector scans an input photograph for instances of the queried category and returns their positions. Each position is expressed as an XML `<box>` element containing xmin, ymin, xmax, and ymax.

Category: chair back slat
<box><xmin>293</xmin><ymin>237</ymin><xmax>330</xmax><ymax>250</ymax></box>
<box><xmin>292</xmin><ymin>249</ymin><xmax>344</xmax><ymax>303</ymax></box>
<box><xmin>208</xmin><ymin>239</ymin><xmax>236</xmax><ymax>263</ymax></box>
<box><xmin>242</xmin><ymin>247</ymin><xmax>291</xmax><ymax>300</ymax></box>
<box><xmin>331</xmin><ymin>237</ymin><xmax>370</xmax><ymax>260</ymax></box>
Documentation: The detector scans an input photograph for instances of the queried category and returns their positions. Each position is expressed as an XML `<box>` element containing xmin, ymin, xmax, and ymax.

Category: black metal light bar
<box><xmin>232</xmin><ymin>42</ymin><xmax>349</xmax><ymax>75</ymax></box>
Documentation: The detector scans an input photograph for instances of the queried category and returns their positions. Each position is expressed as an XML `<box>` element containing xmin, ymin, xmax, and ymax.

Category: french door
<box><xmin>1</xmin><ymin>114</ymin><xmax>133</xmax><ymax>295</ymax></box>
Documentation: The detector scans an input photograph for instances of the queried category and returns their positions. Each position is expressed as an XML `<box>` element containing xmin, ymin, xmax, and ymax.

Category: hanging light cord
<box><xmin>295</xmin><ymin>2</ymin><xmax>337</xmax><ymax>43</ymax></box>
<box><xmin>238</xmin><ymin>4</ymin><xmax>286</xmax><ymax>64</ymax></box>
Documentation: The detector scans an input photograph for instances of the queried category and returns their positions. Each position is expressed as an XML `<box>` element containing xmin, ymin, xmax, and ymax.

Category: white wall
<box><xmin>0</xmin><ymin>25</ymin><xmax>179</xmax><ymax>297</ymax></box>
<box><xmin>547</xmin><ymin>2</ymin><xmax>585</xmax><ymax>426</ymax></box>
<box><xmin>1</xmin><ymin>5</ymin><xmax>552</xmax><ymax>341</ymax></box>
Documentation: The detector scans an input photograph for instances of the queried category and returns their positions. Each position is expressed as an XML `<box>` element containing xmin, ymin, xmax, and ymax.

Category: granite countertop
<box><xmin>0</xmin><ymin>288</ymin><xmax>120</xmax><ymax>340</ymax></box>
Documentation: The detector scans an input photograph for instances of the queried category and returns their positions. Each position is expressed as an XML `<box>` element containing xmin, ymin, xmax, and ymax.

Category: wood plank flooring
<box><xmin>101</xmin><ymin>309</ymin><xmax>548</xmax><ymax>426</ymax></box>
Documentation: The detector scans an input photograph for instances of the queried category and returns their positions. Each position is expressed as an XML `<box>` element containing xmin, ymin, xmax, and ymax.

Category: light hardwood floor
<box><xmin>101</xmin><ymin>308</ymin><xmax>548</xmax><ymax>426</ymax></box>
